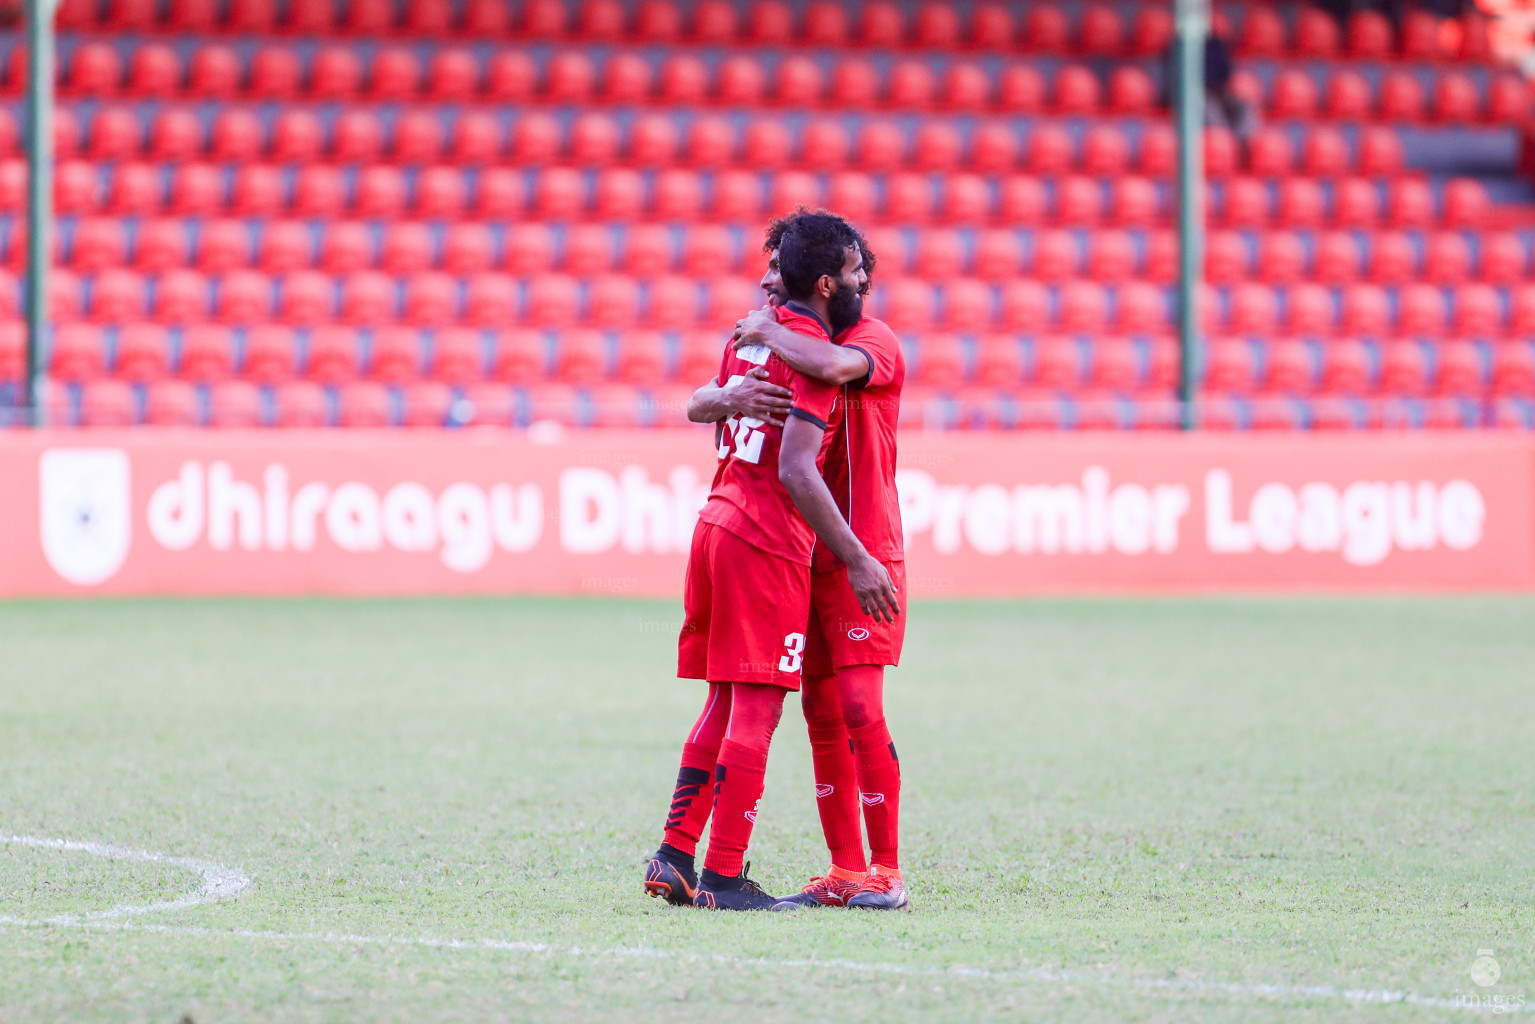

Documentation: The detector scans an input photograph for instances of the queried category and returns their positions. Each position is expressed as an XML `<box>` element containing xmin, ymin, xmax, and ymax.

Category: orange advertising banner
<box><xmin>1</xmin><ymin>429</ymin><xmax>1530</xmax><ymax>597</ymax></box>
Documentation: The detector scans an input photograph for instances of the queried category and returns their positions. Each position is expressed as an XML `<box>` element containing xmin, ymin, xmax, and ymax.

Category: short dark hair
<box><xmin>765</xmin><ymin>207</ymin><xmax>876</xmax><ymax>280</ymax></box>
<box><xmin>778</xmin><ymin>212</ymin><xmax>862</xmax><ymax>300</ymax></box>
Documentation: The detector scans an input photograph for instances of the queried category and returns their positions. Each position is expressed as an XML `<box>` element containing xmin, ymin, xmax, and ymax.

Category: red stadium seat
<box><xmin>1029</xmin><ymin>229</ymin><xmax>1077</xmax><ymax>281</ymax></box>
<box><xmin>996</xmin><ymin>176</ymin><xmax>1045</xmax><ymax>225</ymax></box>
<box><xmin>1220</xmin><ymin>177</ymin><xmax>1268</xmax><ymax>228</ymax></box>
<box><xmin>442</xmin><ymin>225</ymin><xmax>493</xmax><ymax>276</ymax></box>
<box><xmin>914</xmin><ymin>122</ymin><xmax>962</xmax><ymax>172</ymax></box>
<box><xmin>1347</xmin><ymin>10</ymin><xmax>1393</xmax><ymax>58</ymax></box>
<box><xmin>1055</xmin><ymin>175</ymin><xmax>1103</xmax><ymax>225</ymax></box>
<box><xmin>127</xmin><ymin>43</ymin><xmax>181</xmax><ymax>99</ymax></box>
<box><xmin>1443</xmin><ymin>178</ymin><xmax>1488</xmax><ymax>228</ymax></box>
<box><xmin>1333</xmin><ymin>178</ymin><xmax>1380</xmax><ymax>228</ymax></box>
<box><xmin>1434</xmin><ymin>72</ymin><xmax>1480</xmax><ymax>123</ymax></box>
<box><xmin>398</xmin><ymin>381</ymin><xmax>451</xmax><ymax>428</ymax></box>
<box><xmin>626</xmin><ymin>114</ymin><xmax>677</xmax><ymax>167</ymax></box>
<box><xmin>655</xmin><ymin>168</ymin><xmax>706</xmax><ymax>220</ymax></box>
<box><xmin>309</xmin><ymin>47</ymin><xmax>361</xmax><ymax>101</ymax></box>
<box><xmin>943</xmin><ymin>280</ymin><xmax>992</xmax><ymax>331</ymax></box>
<box><xmin>229</xmin><ymin>164</ymin><xmax>283</xmax><ymax>219</ymax></box>
<box><xmin>1450</xmin><ymin>283</ymin><xmax>1500</xmax><ymax>337</ymax></box>
<box><xmin>1387</xmin><ymin>178</ymin><xmax>1435</xmax><ymax>229</ymax></box>
<box><xmin>798</xmin><ymin>118</ymin><xmax>848</xmax><ymax>171</ymax></box>
<box><xmin>88</xmin><ymin>106</ymin><xmax>140</xmax><ymax>161</ymax></box>
<box><xmin>577</xmin><ymin>0</ymin><xmax>625</xmax><ymax>40</ymax></box>
<box><xmin>419</xmin><ymin>51</ymin><xmax>479</xmax><ymax>103</ymax></box>
<box><xmin>1256</xmin><ymin>232</ymin><xmax>1304</xmax><ymax>284</ymax></box>
<box><xmin>393</xmin><ymin>111</ymin><xmax>443</xmax><ymax>164</ymax></box>
<box><xmin>1024</xmin><ymin>124</ymin><xmax>1072</xmax><ymax>176</ymax></box>
<box><xmin>1058</xmin><ymin>281</ymin><xmax>1108</xmax><ymax>334</ymax></box>
<box><xmin>1343</xmin><ymin>283</ymin><xmax>1390</xmax><ymax>337</ymax></box>
<box><xmin>656</xmin><ymin>53</ymin><xmax>707</xmax><ymax>106</ymax></box>
<box><xmin>378</xmin><ymin>223</ymin><xmax>431</xmax><ymax>276</ymax></box>
<box><xmin>217</xmin><ymin>269</ymin><xmax>273</xmax><ymax>324</ymax></box>
<box><xmin>1023</xmin><ymin>5</ymin><xmax>1069</xmax><ymax>50</ymax></box>
<box><xmin>970</xmin><ymin>122</ymin><xmax>1018</xmax><ymax>173</ymax></box>
<box><xmin>179</xmin><ymin>325</ymin><xmax>235</xmax><ymax>380</ymax></box>
<box><xmin>432</xmin><ymin>327</ymin><xmax>484</xmax><ymax>383</ymax></box>
<box><xmin>1031</xmin><ymin>336</ymin><xmax>1080</xmax><ymax>388</ymax></box>
<box><xmin>415</xmin><ymin>167</ymin><xmax>466</xmax><ymax>219</ymax></box>
<box><xmin>337</xmin><ymin>381</ymin><xmax>391</xmax><ymax>427</ymax></box>
<box><xmin>282</xmin><ymin>270</ymin><xmax>337</xmax><ymax>325</ymax></box>
<box><xmin>331</xmin><ymin>110</ymin><xmax>383</xmax><ymax>163</ymax></box>
<box><xmin>1080</xmin><ymin>125</ymin><xmax>1130</xmax><ymax>177</ymax></box>
<box><xmin>317</xmin><ymin>221</ymin><xmax>371</xmax><ymax>275</ymax></box>
<box><xmin>941</xmin><ymin>62</ymin><xmax>990</xmax><ymax>113</ymax></box>
<box><xmin>51</xmin><ymin>324</ymin><xmax>107</xmax><ymax>381</ymax></box>
<box><xmin>587</xmin><ymin>275</ymin><xmax>641</xmax><ymax>327</ymax></box>
<box><xmin>1238</xmin><ymin>5</ymin><xmax>1285</xmax><ymax>55</ymax></box>
<box><xmin>306</xmin><ymin>326</ymin><xmax>362</xmax><ymax>382</ymax></box>
<box><xmin>370</xmin><ymin>48</ymin><xmax>421</xmax><ymax>102</ymax></box>
<box><xmin>115</xmin><ymin>323</ymin><xmax>171</xmax><ymax>381</ymax></box>
<box><xmin>968</xmin><ymin>2</ymin><xmax>1013</xmax><ymax>49</ymax></box>
<box><xmin>70</xmin><ymin>217</ymin><xmax>125</xmax><ymax>272</ymax></box>
<box><xmin>78</xmin><ymin>379</ymin><xmax>136</xmax><ymax>426</ymax></box>
<box><xmin>208</xmin><ymin>110</ymin><xmax>262</xmax><ymax>164</ymax></box>
<box><xmin>1053</xmin><ymin>65</ymin><xmax>1100</xmax><ymax>114</ymax></box>
<box><xmin>1287</xmin><ymin>282</ymin><xmax>1334</xmax><ymax>336</ymax></box>
<box><xmin>683</xmin><ymin>115</ymin><xmax>735</xmax><ymax>169</ymax></box>
<box><xmin>998</xmin><ymin>280</ymin><xmax>1048</xmax><ymax>333</ymax></box>
<box><xmin>1322</xmin><ymin>341</ymin><xmax>1371</xmax><ymax>394</ymax></box>
<box><xmin>272</xmin><ymin>110</ymin><xmax>324</xmax><ymax>163</ymax></box>
<box><xmin>1128</xmin><ymin>6</ymin><xmax>1172</xmax><ymax>54</ymax></box>
<box><xmin>1270</xmin><ymin>68</ymin><xmax>1318</xmax><ymax>119</ymax></box>
<box><xmin>273</xmin><ymin>380</ymin><xmax>328</xmax><ymax>427</ymax></box>
<box><xmin>717</xmin><ymin>54</ymin><xmax>766</xmax><ymax>107</ymax></box>
<box><xmin>1423</xmin><ymin>233</ymin><xmax>1471</xmax><ymax>284</ymax></box>
<box><xmin>370</xmin><ymin>326</ymin><xmax>422</xmax><ymax>381</ymax></box>
<box><xmin>525</xmin><ymin>274</ymin><xmax>580</xmax><ymax>327</ymax></box>
<box><xmin>1265</xmin><ymin>341</ymin><xmax>1314</xmax><ymax>393</ymax></box>
<box><xmin>486</xmin><ymin>52</ymin><xmax>536</xmax><ymax>101</ymax></box>
<box><xmin>1357</xmin><ymin>127</ymin><xmax>1404</xmax><ymax>179</ymax></box>
<box><xmin>886</xmin><ymin>59</ymin><xmax>935</xmax><ymax>110</ymax></box>
<box><xmin>1492</xmin><ymin>344</ymin><xmax>1535</xmax><ymax>396</ymax></box>
<box><xmin>855</xmin><ymin>120</ymin><xmax>905</xmax><ymax>172</ymax></box>
<box><xmin>546</xmin><ymin>52</ymin><xmax>596</xmax><ymax>104</ymax></box>
<box><xmin>1295</xmin><ymin>6</ymin><xmax>1341</xmax><ymax>57</ymax></box>
<box><xmin>1204</xmin><ymin>230</ymin><xmax>1246</xmax><ymax>283</ymax></box>
<box><xmin>1311</xmin><ymin>231</ymin><xmax>1358</xmax><ymax>283</ymax></box>
<box><xmin>1107</xmin><ymin>66</ymin><xmax>1155</xmax><ymax>115</ymax></box>
<box><xmin>91</xmin><ymin>268</ymin><xmax>148</xmax><ymax>322</ymax></box>
<box><xmin>1325</xmin><ymin>69</ymin><xmax>1372</xmax><ymax>121</ymax></box>
<box><xmin>465</xmin><ymin>274</ymin><xmax>518</xmax><ymax>326</ymax></box>
<box><xmin>1379</xmin><ymin>71</ymin><xmax>1425</xmax><ymax>121</ymax></box>
<box><xmin>67</xmin><ymin>41</ymin><xmax>122</xmax><ymax>97</ymax></box>
<box><xmin>339</xmin><ymin>271</ymin><xmax>392</xmax><ymax>325</ymax></box>
<box><xmin>1480</xmin><ymin>233</ymin><xmax>1527</xmax><ymax>283</ymax></box>
<box><xmin>243</xmin><ymin>324</ymin><xmax>298</xmax><ymax>381</ymax></box>
<box><xmin>475</xmin><ymin>169</ymin><xmax>524</xmax><ymax>218</ymax></box>
<box><xmin>743</xmin><ymin>118</ymin><xmax>793</xmax><ymax>170</ymax></box>
<box><xmin>997</xmin><ymin>65</ymin><xmax>1045</xmax><ymax>113</ymax></box>
<box><xmin>1204</xmin><ymin>127</ymin><xmax>1238</xmax><ymax>178</ymax></box>
<box><xmin>531</xmin><ymin>167</ymin><xmax>585</xmax><ymax>221</ymax></box>
<box><xmin>1436</xmin><ymin>342</ymin><xmax>1483</xmax><ymax>396</ymax></box>
<box><xmin>822</xmin><ymin>170</ymin><xmax>873</xmax><ymax>223</ymax></box>
<box><xmin>635</xmin><ymin>0</ymin><xmax>681</xmax><ymax>42</ymax></box>
<box><xmin>509</xmin><ymin>112</ymin><xmax>560</xmax><ymax>165</ymax></box>
<box><xmin>1401</xmin><ymin>9</ymin><xmax>1443</xmax><ymax>60</ymax></box>
<box><xmin>553</xmin><ymin>328</ymin><xmax>604</xmax><ymax>383</ymax></box>
<box><xmin>1398</xmin><ymin>283</ymin><xmax>1447</xmax><ymax>336</ymax></box>
<box><xmin>248</xmin><ymin>45</ymin><xmax>301</xmax><ymax>99</ymax></box>
<box><xmin>940</xmin><ymin>173</ymin><xmax>989</xmax><ymax>224</ymax></box>
<box><xmin>747</xmin><ymin>0</ymin><xmax>794</xmax><ymax>45</ymax></box>
<box><xmin>156</xmin><ymin>268</ymin><xmax>212</xmax><ymax>323</ymax></box>
<box><xmin>1488</xmin><ymin>74</ymin><xmax>1529</xmax><ymax>123</ymax></box>
<box><xmin>1078</xmin><ymin>4</ymin><xmax>1123</xmax><ymax>53</ymax></box>
<box><xmin>973</xmin><ymin>334</ymin><xmax>1024</xmax><ymax>386</ymax></box>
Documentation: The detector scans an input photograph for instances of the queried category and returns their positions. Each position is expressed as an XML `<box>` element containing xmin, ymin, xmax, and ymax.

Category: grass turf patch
<box><xmin>0</xmin><ymin>596</ymin><xmax>1530</xmax><ymax>1022</ymax></box>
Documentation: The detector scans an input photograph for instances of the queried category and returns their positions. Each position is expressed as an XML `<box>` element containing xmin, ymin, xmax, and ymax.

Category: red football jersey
<box><xmin>813</xmin><ymin>315</ymin><xmax>906</xmax><ymax>572</ymax></box>
<box><xmin>697</xmin><ymin>303</ymin><xmax>842</xmax><ymax>567</ymax></box>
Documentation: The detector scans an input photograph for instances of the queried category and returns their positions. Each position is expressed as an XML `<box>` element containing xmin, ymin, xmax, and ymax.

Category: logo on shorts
<box><xmin>815</xmin><ymin>783</ymin><xmax>835</xmax><ymax>798</ymax></box>
<box><xmin>860</xmin><ymin>793</ymin><xmax>884</xmax><ymax>806</ymax></box>
<box><xmin>848</xmin><ymin>627</ymin><xmax>871</xmax><ymax>641</ymax></box>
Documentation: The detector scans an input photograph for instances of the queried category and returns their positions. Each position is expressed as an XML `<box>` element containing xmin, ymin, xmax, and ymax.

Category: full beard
<box><xmin>828</xmin><ymin>283</ymin><xmax>864</xmax><ymax>336</ymax></box>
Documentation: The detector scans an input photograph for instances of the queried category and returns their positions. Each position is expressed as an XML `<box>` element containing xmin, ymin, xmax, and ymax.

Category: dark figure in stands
<box><xmin>1163</xmin><ymin>32</ymin><xmax>1256</xmax><ymax>141</ymax></box>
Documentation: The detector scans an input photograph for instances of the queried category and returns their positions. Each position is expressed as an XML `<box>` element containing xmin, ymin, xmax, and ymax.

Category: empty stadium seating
<box><xmin>6</xmin><ymin>0</ymin><xmax>1535</xmax><ymax>429</ymax></box>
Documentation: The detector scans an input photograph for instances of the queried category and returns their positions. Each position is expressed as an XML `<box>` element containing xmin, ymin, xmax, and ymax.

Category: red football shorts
<box><xmin>803</xmin><ymin>559</ymin><xmax>906</xmax><ymax>677</ymax></box>
<box><xmin>678</xmin><ymin>521</ymin><xmax>813</xmax><ymax>690</ymax></box>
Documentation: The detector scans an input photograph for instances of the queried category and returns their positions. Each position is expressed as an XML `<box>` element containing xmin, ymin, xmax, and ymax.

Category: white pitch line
<box><xmin>0</xmin><ymin>834</ymin><xmax>250</xmax><ymax>924</ymax></box>
<box><xmin>0</xmin><ymin>835</ymin><xmax>1513</xmax><ymax>1014</ymax></box>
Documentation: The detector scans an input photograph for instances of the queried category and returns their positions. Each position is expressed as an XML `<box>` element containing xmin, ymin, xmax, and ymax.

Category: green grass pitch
<box><xmin>0</xmin><ymin>595</ymin><xmax>1531</xmax><ymax>1022</ymax></box>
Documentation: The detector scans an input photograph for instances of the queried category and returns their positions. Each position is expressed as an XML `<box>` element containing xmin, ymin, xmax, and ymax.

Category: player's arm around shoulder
<box><xmin>687</xmin><ymin>368</ymin><xmax>794</xmax><ymax>426</ymax></box>
<box><xmin>778</xmin><ymin>416</ymin><xmax>900</xmax><ymax>623</ymax></box>
<box><xmin>733</xmin><ymin>307</ymin><xmax>870</xmax><ymax>387</ymax></box>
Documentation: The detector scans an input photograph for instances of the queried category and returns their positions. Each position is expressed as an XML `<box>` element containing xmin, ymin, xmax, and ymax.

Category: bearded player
<box><xmin>731</xmin><ymin>244</ymin><xmax>909</xmax><ymax>912</ymax></box>
<box><xmin>643</xmin><ymin>213</ymin><xmax>900</xmax><ymax>910</ymax></box>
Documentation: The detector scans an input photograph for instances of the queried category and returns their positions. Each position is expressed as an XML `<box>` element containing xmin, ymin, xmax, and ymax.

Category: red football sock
<box><xmin>701</xmin><ymin>683</ymin><xmax>784</xmax><ymax>878</ymax></box>
<box><xmin>661</xmin><ymin>682</ymin><xmax>731</xmax><ymax>858</ymax></box>
<box><xmin>801</xmin><ymin>676</ymin><xmax>866</xmax><ymax>873</ymax></box>
<box><xmin>840</xmin><ymin>666</ymin><xmax>899</xmax><ymax>871</ymax></box>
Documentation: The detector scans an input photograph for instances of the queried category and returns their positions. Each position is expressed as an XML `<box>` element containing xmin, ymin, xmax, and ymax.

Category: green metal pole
<box><xmin>23</xmin><ymin>0</ymin><xmax>53</xmax><ymax>427</ymax></box>
<box><xmin>1175</xmin><ymin>0</ymin><xmax>1207</xmax><ymax>430</ymax></box>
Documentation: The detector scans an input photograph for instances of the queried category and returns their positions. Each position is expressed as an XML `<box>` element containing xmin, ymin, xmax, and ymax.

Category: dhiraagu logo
<box><xmin>39</xmin><ymin>449</ymin><xmax>132</xmax><ymax>586</ymax></box>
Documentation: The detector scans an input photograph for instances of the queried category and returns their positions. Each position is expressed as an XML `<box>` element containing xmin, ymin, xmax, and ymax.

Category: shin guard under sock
<box><xmin>849</xmin><ymin>718</ymin><xmax>901</xmax><ymax>871</ymax></box>
<box><xmin>805</xmin><ymin>715</ymin><xmax>867</xmax><ymax>873</ymax></box>
<box><xmin>701</xmin><ymin>738</ymin><xmax>768</xmax><ymax>878</ymax></box>
<box><xmin>661</xmin><ymin>741</ymin><xmax>719</xmax><ymax>858</ymax></box>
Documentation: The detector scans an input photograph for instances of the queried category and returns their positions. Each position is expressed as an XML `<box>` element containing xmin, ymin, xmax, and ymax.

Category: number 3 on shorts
<box><xmin>778</xmin><ymin>632</ymin><xmax>806</xmax><ymax>674</ymax></box>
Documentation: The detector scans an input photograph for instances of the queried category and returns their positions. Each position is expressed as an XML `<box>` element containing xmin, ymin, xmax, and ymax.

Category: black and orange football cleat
<box><xmin>694</xmin><ymin>864</ymin><xmax>792</xmax><ymax>911</ymax></box>
<box><xmin>643</xmin><ymin>846</ymin><xmax>698</xmax><ymax>907</ymax></box>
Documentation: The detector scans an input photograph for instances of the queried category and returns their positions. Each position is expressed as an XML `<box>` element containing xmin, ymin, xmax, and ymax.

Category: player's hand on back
<box><xmin>723</xmin><ymin>366</ymin><xmax>794</xmax><ymax>427</ymax></box>
<box><xmin>846</xmin><ymin>554</ymin><xmax>901</xmax><ymax>623</ymax></box>
<box><xmin>732</xmin><ymin>307</ymin><xmax>778</xmax><ymax>349</ymax></box>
